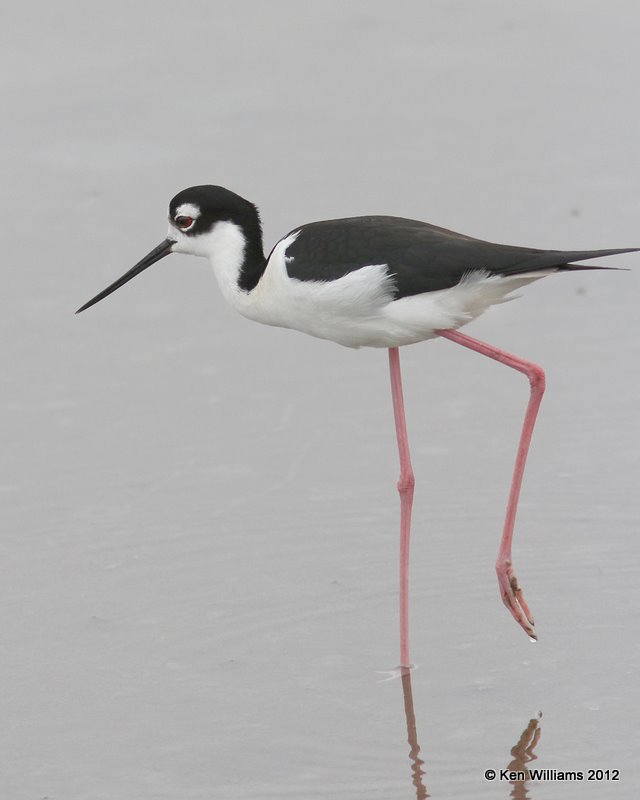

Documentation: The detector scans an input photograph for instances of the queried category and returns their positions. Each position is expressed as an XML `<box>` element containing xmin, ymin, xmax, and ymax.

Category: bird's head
<box><xmin>76</xmin><ymin>185</ymin><xmax>261</xmax><ymax>313</ymax></box>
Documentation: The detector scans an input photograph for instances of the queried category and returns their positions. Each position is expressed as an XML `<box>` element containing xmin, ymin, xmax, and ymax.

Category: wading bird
<box><xmin>77</xmin><ymin>185</ymin><xmax>636</xmax><ymax>664</ymax></box>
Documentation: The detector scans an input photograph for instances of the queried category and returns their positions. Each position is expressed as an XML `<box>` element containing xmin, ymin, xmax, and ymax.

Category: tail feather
<box><xmin>507</xmin><ymin>247</ymin><xmax>638</xmax><ymax>275</ymax></box>
<box><xmin>557</xmin><ymin>263</ymin><xmax>630</xmax><ymax>272</ymax></box>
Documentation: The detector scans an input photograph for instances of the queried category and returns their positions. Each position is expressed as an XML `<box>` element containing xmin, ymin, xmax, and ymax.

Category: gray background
<box><xmin>2</xmin><ymin>1</ymin><xmax>639</xmax><ymax>798</ymax></box>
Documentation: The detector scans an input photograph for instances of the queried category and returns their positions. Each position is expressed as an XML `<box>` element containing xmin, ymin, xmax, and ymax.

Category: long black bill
<box><xmin>76</xmin><ymin>238</ymin><xmax>175</xmax><ymax>314</ymax></box>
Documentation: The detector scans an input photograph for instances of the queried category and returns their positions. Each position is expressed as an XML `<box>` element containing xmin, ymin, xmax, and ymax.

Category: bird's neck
<box><xmin>204</xmin><ymin>220</ymin><xmax>266</xmax><ymax>311</ymax></box>
<box><xmin>237</xmin><ymin>217</ymin><xmax>267</xmax><ymax>292</ymax></box>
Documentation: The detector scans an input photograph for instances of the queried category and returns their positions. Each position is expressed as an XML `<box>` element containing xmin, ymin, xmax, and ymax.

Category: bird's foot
<box><xmin>496</xmin><ymin>559</ymin><xmax>537</xmax><ymax>640</ymax></box>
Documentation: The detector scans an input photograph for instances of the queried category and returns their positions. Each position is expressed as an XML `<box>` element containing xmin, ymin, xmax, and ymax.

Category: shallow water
<box><xmin>2</xmin><ymin>1</ymin><xmax>640</xmax><ymax>797</ymax></box>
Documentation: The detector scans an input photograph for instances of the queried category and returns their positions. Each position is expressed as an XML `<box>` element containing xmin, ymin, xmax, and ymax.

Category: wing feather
<box><xmin>284</xmin><ymin>216</ymin><xmax>637</xmax><ymax>298</ymax></box>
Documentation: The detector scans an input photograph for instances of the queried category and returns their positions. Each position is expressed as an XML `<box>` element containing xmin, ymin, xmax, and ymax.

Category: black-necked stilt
<box><xmin>77</xmin><ymin>185</ymin><xmax>637</xmax><ymax>661</ymax></box>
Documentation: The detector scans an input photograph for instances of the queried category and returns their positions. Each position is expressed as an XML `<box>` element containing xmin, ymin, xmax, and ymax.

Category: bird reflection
<box><xmin>505</xmin><ymin>714</ymin><xmax>542</xmax><ymax>800</ymax></box>
<box><xmin>397</xmin><ymin>671</ymin><xmax>541</xmax><ymax>800</ymax></box>
<box><xmin>400</xmin><ymin>668</ymin><xmax>428</xmax><ymax>798</ymax></box>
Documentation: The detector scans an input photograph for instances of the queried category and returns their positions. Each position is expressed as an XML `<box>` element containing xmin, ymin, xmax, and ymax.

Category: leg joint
<box><xmin>527</xmin><ymin>363</ymin><xmax>546</xmax><ymax>392</ymax></box>
<box><xmin>397</xmin><ymin>470</ymin><xmax>415</xmax><ymax>494</ymax></box>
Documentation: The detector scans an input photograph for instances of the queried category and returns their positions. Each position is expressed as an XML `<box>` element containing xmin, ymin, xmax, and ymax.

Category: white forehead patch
<box><xmin>174</xmin><ymin>202</ymin><xmax>201</xmax><ymax>221</ymax></box>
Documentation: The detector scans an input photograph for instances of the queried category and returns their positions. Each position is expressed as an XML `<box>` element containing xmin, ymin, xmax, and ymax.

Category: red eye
<box><xmin>175</xmin><ymin>215</ymin><xmax>194</xmax><ymax>229</ymax></box>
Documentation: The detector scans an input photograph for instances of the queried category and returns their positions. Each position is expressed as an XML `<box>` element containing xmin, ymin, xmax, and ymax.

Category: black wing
<box><xmin>284</xmin><ymin>216</ymin><xmax>637</xmax><ymax>298</ymax></box>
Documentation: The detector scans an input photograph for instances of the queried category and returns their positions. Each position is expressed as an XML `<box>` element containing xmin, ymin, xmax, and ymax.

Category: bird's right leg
<box><xmin>436</xmin><ymin>329</ymin><xmax>545</xmax><ymax>640</ymax></box>
<box><xmin>388</xmin><ymin>347</ymin><xmax>415</xmax><ymax>668</ymax></box>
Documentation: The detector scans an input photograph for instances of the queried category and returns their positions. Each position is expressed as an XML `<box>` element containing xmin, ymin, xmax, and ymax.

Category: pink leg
<box><xmin>388</xmin><ymin>347</ymin><xmax>415</xmax><ymax>668</ymax></box>
<box><xmin>437</xmin><ymin>329</ymin><xmax>545</xmax><ymax>640</ymax></box>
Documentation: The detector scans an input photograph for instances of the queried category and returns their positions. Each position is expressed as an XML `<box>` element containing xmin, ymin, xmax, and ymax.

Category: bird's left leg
<box><xmin>437</xmin><ymin>329</ymin><xmax>545</xmax><ymax>640</ymax></box>
<box><xmin>388</xmin><ymin>347</ymin><xmax>415</xmax><ymax>668</ymax></box>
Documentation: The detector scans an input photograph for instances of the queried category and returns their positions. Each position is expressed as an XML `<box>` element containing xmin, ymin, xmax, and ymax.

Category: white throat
<box><xmin>178</xmin><ymin>220</ymin><xmax>248</xmax><ymax>308</ymax></box>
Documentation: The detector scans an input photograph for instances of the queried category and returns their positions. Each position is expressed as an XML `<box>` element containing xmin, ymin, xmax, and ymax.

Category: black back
<box><xmin>283</xmin><ymin>216</ymin><xmax>636</xmax><ymax>297</ymax></box>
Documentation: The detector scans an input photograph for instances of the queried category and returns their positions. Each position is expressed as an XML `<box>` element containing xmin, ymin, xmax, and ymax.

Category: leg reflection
<box><xmin>400</xmin><ymin>668</ymin><xmax>428</xmax><ymax>799</ymax></box>
<box><xmin>505</xmin><ymin>714</ymin><xmax>542</xmax><ymax>800</ymax></box>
